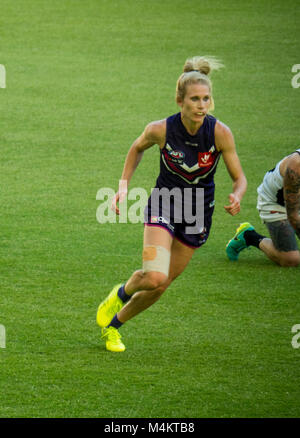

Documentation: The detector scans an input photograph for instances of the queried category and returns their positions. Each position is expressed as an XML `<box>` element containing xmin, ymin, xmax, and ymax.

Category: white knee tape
<box><xmin>142</xmin><ymin>245</ymin><xmax>170</xmax><ymax>277</ymax></box>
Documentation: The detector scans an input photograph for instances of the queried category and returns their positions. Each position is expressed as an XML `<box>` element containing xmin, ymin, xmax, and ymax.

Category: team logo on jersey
<box><xmin>168</xmin><ymin>150</ymin><xmax>185</xmax><ymax>164</ymax></box>
<box><xmin>198</xmin><ymin>227</ymin><xmax>207</xmax><ymax>244</ymax></box>
<box><xmin>150</xmin><ymin>216</ymin><xmax>174</xmax><ymax>232</ymax></box>
<box><xmin>198</xmin><ymin>152</ymin><xmax>214</xmax><ymax>168</ymax></box>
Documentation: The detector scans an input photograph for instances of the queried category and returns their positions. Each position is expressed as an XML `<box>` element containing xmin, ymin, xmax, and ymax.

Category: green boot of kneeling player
<box><xmin>226</xmin><ymin>222</ymin><xmax>265</xmax><ymax>261</ymax></box>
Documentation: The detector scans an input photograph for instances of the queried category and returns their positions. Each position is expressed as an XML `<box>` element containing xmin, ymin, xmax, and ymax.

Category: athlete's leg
<box><xmin>98</xmin><ymin>226</ymin><xmax>194</xmax><ymax>352</ymax></box>
<box><xmin>124</xmin><ymin>225</ymin><xmax>173</xmax><ymax>294</ymax></box>
<box><xmin>117</xmin><ymin>235</ymin><xmax>195</xmax><ymax>323</ymax></box>
<box><xmin>97</xmin><ymin>225</ymin><xmax>173</xmax><ymax>332</ymax></box>
<box><xmin>259</xmin><ymin>220</ymin><xmax>300</xmax><ymax>267</ymax></box>
<box><xmin>258</xmin><ymin>239</ymin><xmax>299</xmax><ymax>266</ymax></box>
<box><xmin>226</xmin><ymin>220</ymin><xmax>300</xmax><ymax>267</ymax></box>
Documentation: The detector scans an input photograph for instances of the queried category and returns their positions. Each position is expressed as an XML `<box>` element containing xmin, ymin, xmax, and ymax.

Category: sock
<box><xmin>244</xmin><ymin>229</ymin><xmax>266</xmax><ymax>249</ymax></box>
<box><xmin>117</xmin><ymin>284</ymin><xmax>131</xmax><ymax>303</ymax></box>
<box><xmin>108</xmin><ymin>313</ymin><xmax>123</xmax><ymax>329</ymax></box>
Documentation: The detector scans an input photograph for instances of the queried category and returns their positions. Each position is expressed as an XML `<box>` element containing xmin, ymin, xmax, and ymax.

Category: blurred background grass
<box><xmin>0</xmin><ymin>0</ymin><xmax>299</xmax><ymax>418</ymax></box>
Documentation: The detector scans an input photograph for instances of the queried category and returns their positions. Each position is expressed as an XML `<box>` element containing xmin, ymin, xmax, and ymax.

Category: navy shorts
<box><xmin>143</xmin><ymin>189</ymin><xmax>215</xmax><ymax>248</ymax></box>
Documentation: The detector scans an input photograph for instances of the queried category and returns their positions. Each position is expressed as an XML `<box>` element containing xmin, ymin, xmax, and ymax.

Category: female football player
<box><xmin>97</xmin><ymin>55</ymin><xmax>247</xmax><ymax>352</ymax></box>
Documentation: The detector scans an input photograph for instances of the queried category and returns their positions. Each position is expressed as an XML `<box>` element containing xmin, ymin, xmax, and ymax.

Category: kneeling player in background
<box><xmin>226</xmin><ymin>148</ymin><xmax>300</xmax><ymax>267</ymax></box>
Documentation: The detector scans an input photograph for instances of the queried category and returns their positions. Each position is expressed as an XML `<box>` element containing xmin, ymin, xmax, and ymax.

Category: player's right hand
<box><xmin>111</xmin><ymin>190</ymin><xmax>127</xmax><ymax>215</ymax></box>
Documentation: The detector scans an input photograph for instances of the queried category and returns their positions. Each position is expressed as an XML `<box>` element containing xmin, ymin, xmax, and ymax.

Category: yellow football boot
<box><xmin>101</xmin><ymin>327</ymin><xmax>126</xmax><ymax>352</ymax></box>
<box><xmin>96</xmin><ymin>284</ymin><xmax>124</xmax><ymax>328</ymax></box>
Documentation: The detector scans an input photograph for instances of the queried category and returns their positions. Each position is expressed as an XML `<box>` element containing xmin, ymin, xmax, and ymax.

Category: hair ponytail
<box><xmin>183</xmin><ymin>56</ymin><xmax>223</xmax><ymax>75</ymax></box>
<box><xmin>176</xmin><ymin>55</ymin><xmax>223</xmax><ymax>111</ymax></box>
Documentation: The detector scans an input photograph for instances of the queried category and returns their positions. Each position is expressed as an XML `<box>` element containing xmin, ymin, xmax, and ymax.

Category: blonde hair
<box><xmin>176</xmin><ymin>56</ymin><xmax>223</xmax><ymax>111</ymax></box>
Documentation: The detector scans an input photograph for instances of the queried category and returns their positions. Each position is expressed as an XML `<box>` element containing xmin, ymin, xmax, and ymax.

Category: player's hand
<box><xmin>224</xmin><ymin>193</ymin><xmax>241</xmax><ymax>216</ymax></box>
<box><xmin>111</xmin><ymin>189</ymin><xmax>128</xmax><ymax>215</ymax></box>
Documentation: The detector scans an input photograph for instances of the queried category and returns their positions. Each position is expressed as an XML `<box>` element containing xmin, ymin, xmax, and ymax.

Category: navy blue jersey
<box><xmin>144</xmin><ymin>112</ymin><xmax>221</xmax><ymax>247</ymax></box>
<box><xmin>156</xmin><ymin>112</ymin><xmax>220</xmax><ymax>190</ymax></box>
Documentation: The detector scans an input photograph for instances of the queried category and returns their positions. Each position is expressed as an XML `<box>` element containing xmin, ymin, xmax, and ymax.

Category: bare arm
<box><xmin>112</xmin><ymin>120</ymin><xmax>166</xmax><ymax>214</ymax></box>
<box><xmin>283</xmin><ymin>154</ymin><xmax>300</xmax><ymax>238</ymax></box>
<box><xmin>215</xmin><ymin>121</ymin><xmax>247</xmax><ymax>216</ymax></box>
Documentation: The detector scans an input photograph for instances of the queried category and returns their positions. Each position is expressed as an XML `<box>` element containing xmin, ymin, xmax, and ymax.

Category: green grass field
<box><xmin>1</xmin><ymin>0</ymin><xmax>300</xmax><ymax>418</ymax></box>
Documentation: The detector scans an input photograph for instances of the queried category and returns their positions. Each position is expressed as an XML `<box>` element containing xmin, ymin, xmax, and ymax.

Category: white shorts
<box><xmin>256</xmin><ymin>194</ymin><xmax>287</xmax><ymax>223</ymax></box>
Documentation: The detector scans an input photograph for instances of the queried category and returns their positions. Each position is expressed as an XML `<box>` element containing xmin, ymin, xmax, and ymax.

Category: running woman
<box><xmin>226</xmin><ymin>149</ymin><xmax>300</xmax><ymax>267</ymax></box>
<box><xmin>97</xmin><ymin>56</ymin><xmax>247</xmax><ymax>352</ymax></box>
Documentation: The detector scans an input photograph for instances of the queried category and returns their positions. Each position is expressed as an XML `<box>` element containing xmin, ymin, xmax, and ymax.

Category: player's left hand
<box><xmin>224</xmin><ymin>193</ymin><xmax>241</xmax><ymax>216</ymax></box>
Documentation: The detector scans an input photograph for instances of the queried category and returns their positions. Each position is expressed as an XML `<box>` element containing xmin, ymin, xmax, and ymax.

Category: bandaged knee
<box><xmin>142</xmin><ymin>245</ymin><xmax>170</xmax><ymax>277</ymax></box>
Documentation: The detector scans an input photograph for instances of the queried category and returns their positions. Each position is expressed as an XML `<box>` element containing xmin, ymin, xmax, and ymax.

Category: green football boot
<box><xmin>226</xmin><ymin>222</ymin><xmax>254</xmax><ymax>261</ymax></box>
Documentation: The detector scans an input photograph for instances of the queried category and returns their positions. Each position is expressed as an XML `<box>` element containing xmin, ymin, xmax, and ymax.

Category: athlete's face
<box><xmin>178</xmin><ymin>83</ymin><xmax>211</xmax><ymax>124</ymax></box>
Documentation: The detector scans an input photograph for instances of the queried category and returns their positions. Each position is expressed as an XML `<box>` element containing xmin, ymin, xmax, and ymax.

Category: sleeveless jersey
<box><xmin>257</xmin><ymin>148</ymin><xmax>300</xmax><ymax>208</ymax></box>
<box><xmin>145</xmin><ymin>113</ymin><xmax>220</xmax><ymax>245</ymax></box>
<box><xmin>156</xmin><ymin>113</ymin><xmax>220</xmax><ymax>194</ymax></box>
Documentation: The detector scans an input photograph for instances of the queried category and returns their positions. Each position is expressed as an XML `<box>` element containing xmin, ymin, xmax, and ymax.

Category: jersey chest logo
<box><xmin>198</xmin><ymin>152</ymin><xmax>214</xmax><ymax>168</ymax></box>
<box><xmin>168</xmin><ymin>150</ymin><xmax>185</xmax><ymax>164</ymax></box>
